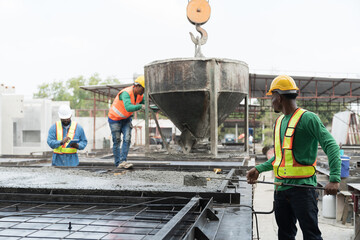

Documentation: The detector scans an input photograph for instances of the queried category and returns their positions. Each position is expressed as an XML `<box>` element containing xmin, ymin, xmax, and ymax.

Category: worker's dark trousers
<box><xmin>274</xmin><ymin>187</ymin><xmax>322</xmax><ymax>240</ymax></box>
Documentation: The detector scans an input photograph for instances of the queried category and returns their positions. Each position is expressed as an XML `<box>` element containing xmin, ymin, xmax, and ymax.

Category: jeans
<box><xmin>109</xmin><ymin>118</ymin><xmax>132</xmax><ymax>167</ymax></box>
<box><xmin>274</xmin><ymin>187</ymin><xmax>322</xmax><ymax>240</ymax></box>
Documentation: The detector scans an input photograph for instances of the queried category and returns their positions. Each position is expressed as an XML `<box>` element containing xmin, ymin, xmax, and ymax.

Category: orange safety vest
<box><xmin>272</xmin><ymin>108</ymin><xmax>316</xmax><ymax>179</ymax></box>
<box><xmin>108</xmin><ymin>86</ymin><xmax>144</xmax><ymax>121</ymax></box>
<box><xmin>53</xmin><ymin>121</ymin><xmax>78</xmax><ymax>154</ymax></box>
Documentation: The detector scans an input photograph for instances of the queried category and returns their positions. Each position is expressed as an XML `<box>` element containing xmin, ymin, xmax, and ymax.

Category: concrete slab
<box><xmin>184</xmin><ymin>175</ymin><xmax>207</xmax><ymax>186</ymax></box>
<box><xmin>0</xmin><ymin>167</ymin><xmax>224</xmax><ymax>192</ymax></box>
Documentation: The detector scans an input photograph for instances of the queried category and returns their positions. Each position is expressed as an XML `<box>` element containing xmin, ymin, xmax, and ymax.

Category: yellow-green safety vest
<box><xmin>272</xmin><ymin>108</ymin><xmax>316</xmax><ymax>179</ymax></box>
<box><xmin>53</xmin><ymin>121</ymin><xmax>78</xmax><ymax>154</ymax></box>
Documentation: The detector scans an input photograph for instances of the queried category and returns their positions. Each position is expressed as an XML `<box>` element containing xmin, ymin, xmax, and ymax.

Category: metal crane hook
<box><xmin>187</xmin><ymin>0</ymin><xmax>211</xmax><ymax>57</ymax></box>
<box><xmin>189</xmin><ymin>24</ymin><xmax>208</xmax><ymax>57</ymax></box>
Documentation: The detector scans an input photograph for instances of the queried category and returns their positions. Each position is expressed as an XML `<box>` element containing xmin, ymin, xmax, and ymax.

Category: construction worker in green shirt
<box><xmin>246</xmin><ymin>75</ymin><xmax>341</xmax><ymax>240</ymax></box>
<box><xmin>108</xmin><ymin>76</ymin><xmax>145</xmax><ymax>168</ymax></box>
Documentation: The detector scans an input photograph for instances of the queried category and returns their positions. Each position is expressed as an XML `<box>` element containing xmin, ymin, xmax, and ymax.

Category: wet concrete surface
<box><xmin>0</xmin><ymin>166</ymin><xmax>225</xmax><ymax>192</ymax></box>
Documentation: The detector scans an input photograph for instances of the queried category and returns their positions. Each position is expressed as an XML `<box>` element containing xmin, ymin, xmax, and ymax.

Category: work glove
<box><xmin>141</xmin><ymin>104</ymin><xmax>146</xmax><ymax>110</ymax></box>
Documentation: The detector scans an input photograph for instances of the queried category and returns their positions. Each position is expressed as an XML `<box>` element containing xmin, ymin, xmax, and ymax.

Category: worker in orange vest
<box><xmin>247</xmin><ymin>75</ymin><xmax>340</xmax><ymax>240</ymax></box>
<box><xmin>108</xmin><ymin>75</ymin><xmax>145</xmax><ymax>168</ymax></box>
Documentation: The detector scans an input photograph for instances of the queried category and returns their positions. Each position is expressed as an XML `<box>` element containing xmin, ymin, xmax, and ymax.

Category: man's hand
<box><xmin>60</xmin><ymin>137</ymin><xmax>70</xmax><ymax>145</ymax></box>
<box><xmin>141</xmin><ymin>104</ymin><xmax>146</xmax><ymax>110</ymax></box>
<box><xmin>324</xmin><ymin>182</ymin><xmax>340</xmax><ymax>195</ymax></box>
<box><xmin>246</xmin><ymin>167</ymin><xmax>260</xmax><ymax>184</ymax></box>
<box><xmin>69</xmin><ymin>143</ymin><xmax>79</xmax><ymax>149</ymax></box>
<box><xmin>150</xmin><ymin>104</ymin><xmax>160</xmax><ymax>113</ymax></box>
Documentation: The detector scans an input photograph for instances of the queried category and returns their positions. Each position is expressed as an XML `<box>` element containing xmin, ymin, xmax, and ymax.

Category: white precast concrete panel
<box><xmin>0</xmin><ymin>84</ymin><xmax>15</xmax><ymax>94</ymax></box>
<box><xmin>74</xmin><ymin>117</ymin><xmax>111</xmax><ymax>151</ymax></box>
<box><xmin>331</xmin><ymin>111</ymin><xmax>351</xmax><ymax>145</ymax></box>
<box><xmin>132</xmin><ymin>119</ymin><xmax>145</xmax><ymax>146</ymax></box>
<box><xmin>0</xmin><ymin>94</ymin><xmax>24</xmax><ymax>155</ymax></box>
<box><xmin>42</xmin><ymin>99</ymin><xmax>53</xmax><ymax>151</ymax></box>
<box><xmin>132</xmin><ymin>118</ymin><xmax>180</xmax><ymax>146</ymax></box>
<box><xmin>13</xmin><ymin>99</ymin><xmax>55</xmax><ymax>154</ymax></box>
<box><xmin>12</xmin><ymin>100</ymin><xmax>70</xmax><ymax>155</ymax></box>
<box><xmin>0</xmin><ymin>94</ymin><xmax>2</xmax><ymax>154</ymax></box>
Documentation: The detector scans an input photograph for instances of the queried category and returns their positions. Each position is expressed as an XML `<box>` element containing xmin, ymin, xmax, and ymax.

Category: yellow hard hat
<box><xmin>134</xmin><ymin>75</ymin><xmax>145</xmax><ymax>88</ymax></box>
<box><xmin>266</xmin><ymin>75</ymin><xmax>299</xmax><ymax>95</ymax></box>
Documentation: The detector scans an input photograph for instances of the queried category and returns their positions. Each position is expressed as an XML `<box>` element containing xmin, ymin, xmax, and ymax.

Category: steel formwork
<box><xmin>0</xmin><ymin>191</ymin><xmax>249</xmax><ymax>240</ymax></box>
<box><xmin>0</xmin><ymin>166</ymin><xmax>253</xmax><ymax>239</ymax></box>
<box><xmin>0</xmin><ymin>197</ymin><xmax>203</xmax><ymax>239</ymax></box>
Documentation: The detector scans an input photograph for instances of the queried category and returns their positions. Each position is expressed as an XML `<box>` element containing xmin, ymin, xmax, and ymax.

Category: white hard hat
<box><xmin>58</xmin><ymin>105</ymin><xmax>72</xmax><ymax>119</ymax></box>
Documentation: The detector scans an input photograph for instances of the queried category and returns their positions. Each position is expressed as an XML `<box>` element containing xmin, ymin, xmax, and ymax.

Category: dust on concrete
<box><xmin>0</xmin><ymin>167</ymin><xmax>224</xmax><ymax>192</ymax></box>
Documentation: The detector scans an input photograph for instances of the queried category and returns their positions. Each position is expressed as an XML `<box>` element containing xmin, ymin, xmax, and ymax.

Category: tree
<box><xmin>33</xmin><ymin>73</ymin><xmax>121</xmax><ymax>115</ymax></box>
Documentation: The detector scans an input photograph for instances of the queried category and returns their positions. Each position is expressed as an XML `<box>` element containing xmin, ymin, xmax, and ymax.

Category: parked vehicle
<box><xmin>149</xmin><ymin>136</ymin><xmax>171</xmax><ymax>146</ymax></box>
<box><xmin>222</xmin><ymin>133</ymin><xmax>236</xmax><ymax>145</ymax></box>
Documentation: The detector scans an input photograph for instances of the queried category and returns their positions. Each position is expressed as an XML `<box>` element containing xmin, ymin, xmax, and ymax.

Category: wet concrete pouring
<box><xmin>0</xmin><ymin>156</ymin><xmax>253</xmax><ymax>239</ymax></box>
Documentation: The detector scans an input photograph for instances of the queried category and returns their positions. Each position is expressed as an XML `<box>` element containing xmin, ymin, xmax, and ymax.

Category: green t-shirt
<box><xmin>255</xmin><ymin>110</ymin><xmax>341</xmax><ymax>191</ymax></box>
<box><xmin>119</xmin><ymin>91</ymin><xmax>145</xmax><ymax>112</ymax></box>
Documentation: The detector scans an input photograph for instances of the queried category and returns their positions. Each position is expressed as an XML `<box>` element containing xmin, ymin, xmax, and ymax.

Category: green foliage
<box><xmin>259</xmin><ymin>102</ymin><xmax>281</xmax><ymax>148</ymax></box>
<box><xmin>299</xmin><ymin>100</ymin><xmax>348</xmax><ymax>126</ymax></box>
<box><xmin>33</xmin><ymin>83</ymin><xmax>51</xmax><ymax>99</ymax></box>
<box><xmin>33</xmin><ymin>73</ymin><xmax>121</xmax><ymax>116</ymax></box>
<box><xmin>262</xmin><ymin>127</ymin><xmax>274</xmax><ymax>147</ymax></box>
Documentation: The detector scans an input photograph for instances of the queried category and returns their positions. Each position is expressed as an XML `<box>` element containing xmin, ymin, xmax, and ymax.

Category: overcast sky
<box><xmin>0</xmin><ymin>0</ymin><xmax>359</xmax><ymax>99</ymax></box>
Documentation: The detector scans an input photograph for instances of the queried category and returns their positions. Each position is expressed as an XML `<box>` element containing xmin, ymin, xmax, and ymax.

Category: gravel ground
<box><xmin>0</xmin><ymin>167</ymin><xmax>223</xmax><ymax>192</ymax></box>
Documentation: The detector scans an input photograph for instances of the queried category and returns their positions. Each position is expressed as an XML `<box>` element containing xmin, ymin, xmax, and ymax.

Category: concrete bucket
<box><xmin>145</xmin><ymin>58</ymin><xmax>249</xmax><ymax>153</ymax></box>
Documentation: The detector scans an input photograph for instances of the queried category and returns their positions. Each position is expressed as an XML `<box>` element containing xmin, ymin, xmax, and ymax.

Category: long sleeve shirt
<box><xmin>255</xmin><ymin>111</ymin><xmax>341</xmax><ymax>191</ymax></box>
<box><xmin>108</xmin><ymin>91</ymin><xmax>145</xmax><ymax>123</ymax></box>
<box><xmin>121</xmin><ymin>91</ymin><xmax>145</xmax><ymax>112</ymax></box>
<box><xmin>47</xmin><ymin>121</ymin><xmax>87</xmax><ymax>166</ymax></box>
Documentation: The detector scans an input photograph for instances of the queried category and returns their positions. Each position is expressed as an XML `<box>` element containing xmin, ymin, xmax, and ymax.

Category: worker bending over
<box><xmin>108</xmin><ymin>75</ymin><xmax>145</xmax><ymax>168</ymax></box>
<box><xmin>47</xmin><ymin>105</ymin><xmax>87</xmax><ymax>166</ymax></box>
<box><xmin>247</xmin><ymin>75</ymin><xmax>340</xmax><ymax>240</ymax></box>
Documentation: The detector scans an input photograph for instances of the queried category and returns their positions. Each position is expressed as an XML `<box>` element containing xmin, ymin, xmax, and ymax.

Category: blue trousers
<box><xmin>109</xmin><ymin>118</ymin><xmax>132</xmax><ymax>167</ymax></box>
<box><xmin>274</xmin><ymin>187</ymin><xmax>322</xmax><ymax>240</ymax></box>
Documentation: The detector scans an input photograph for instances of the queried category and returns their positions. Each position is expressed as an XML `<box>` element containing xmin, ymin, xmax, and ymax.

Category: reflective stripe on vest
<box><xmin>108</xmin><ymin>86</ymin><xmax>144</xmax><ymax>121</ymax></box>
<box><xmin>53</xmin><ymin>121</ymin><xmax>78</xmax><ymax>154</ymax></box>
<box><xmin>272</xmin><ymin>108</ymin><xmax>316</xmax><ymax>179</ymax></box>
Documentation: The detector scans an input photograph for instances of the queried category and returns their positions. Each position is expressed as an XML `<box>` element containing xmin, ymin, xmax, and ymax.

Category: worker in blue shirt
<box><xmin>47</xmin><ymin>105</ymin><xmax>87</xmax><ymax>166</ymax></box>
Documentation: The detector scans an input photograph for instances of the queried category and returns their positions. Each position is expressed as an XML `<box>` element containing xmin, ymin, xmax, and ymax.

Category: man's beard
<box><xmin>62</xmin><ymin>121</ymin><xmax>70</xmax><ymax>126</ymax></box>
<box><xmin>274</xmin><ymin>110</ymin><xmax>280</xmax><ymax>113</ymax></box>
